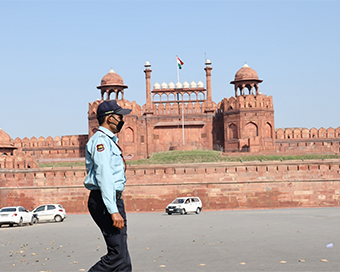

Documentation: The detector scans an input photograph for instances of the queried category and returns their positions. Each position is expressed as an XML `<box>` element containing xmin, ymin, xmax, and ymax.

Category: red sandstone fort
<box><xmin>1</xmin><ymin>61</ymin><xmax>340</xmax><ymax>212</ymax></box>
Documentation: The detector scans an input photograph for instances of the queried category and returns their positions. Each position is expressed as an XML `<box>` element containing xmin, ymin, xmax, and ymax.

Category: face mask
<box><xmin>116</xmin><ymin>120</ymin><xmax>125</xmax><ymax>132</ymax></box>
<box><xmin>111</xmin><ymin>115</ymin><xmax>125</xmax><ymax>132</ymax></box>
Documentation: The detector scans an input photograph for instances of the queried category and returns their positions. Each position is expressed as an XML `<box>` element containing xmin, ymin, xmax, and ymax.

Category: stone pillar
<box><xmin>204</xmin><ymin>59</ymin><xmax>213</xmax><ymax>108</ymax></box>
<box><xmin>144</xmin><ymin>61</ymin><xmax>152</xmax><ymax>111</ymax></box>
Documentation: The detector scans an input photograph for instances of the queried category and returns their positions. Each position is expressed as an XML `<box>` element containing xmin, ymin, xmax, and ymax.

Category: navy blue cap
<box><xmin>97</xmin><ymin>100</ymin><xmax>132</xmax><ymax>117</ymax></box>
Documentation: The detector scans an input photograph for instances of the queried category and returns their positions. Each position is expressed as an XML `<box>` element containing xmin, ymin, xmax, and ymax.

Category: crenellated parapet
<box><xmin>0</xmin><ymin>154</ymin><xmax>37</xmax><ymax>169</ymax></box>
<box><xmin>12</xmin><ymin>135</ymin><xmax>88</xmax><ymax>160</ymax></box>
<box><xmin>218</xmin><ymin>94</ymin><xmax>273</xmax><ymax>112</ymax></box>
<box><xmin>276</xmin><ymin>127</ymin><xmax>340</xmax><ymax>140</ymax></box>
<box><xmin>14</xmin><ymin>135</ymin><xmax>88</xmax><ymax>148</ymax></box>
<box><xmin>274</xmin><ymin>127</ymin><xmax>340</xmax><ymax>154</ymax></box>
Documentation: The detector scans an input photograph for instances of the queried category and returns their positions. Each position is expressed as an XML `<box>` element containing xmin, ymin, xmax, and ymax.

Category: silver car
<box><xmin>33</xmin><ymin>204</ymin><xmax>67</xmax><ymax>222</ymax></box>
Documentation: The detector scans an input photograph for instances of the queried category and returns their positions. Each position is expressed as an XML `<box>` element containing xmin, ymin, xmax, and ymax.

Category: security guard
<box><xmin>84</xmin><ymin>100</ymin><xmax>132</xmax><ymax>272</ymax></box>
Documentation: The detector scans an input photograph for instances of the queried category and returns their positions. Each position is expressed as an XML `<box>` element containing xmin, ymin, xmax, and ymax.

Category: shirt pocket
<box><xmin>111</xmin><ymin>146</ymin><xmax>123</xmax><ymax>167</ymax></box>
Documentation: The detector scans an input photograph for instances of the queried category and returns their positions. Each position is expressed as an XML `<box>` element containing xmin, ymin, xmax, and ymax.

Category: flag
<box><xmin>177</xmin><ymin>56</ymin><xmax>184</xmax><ymax>69</ymax></box>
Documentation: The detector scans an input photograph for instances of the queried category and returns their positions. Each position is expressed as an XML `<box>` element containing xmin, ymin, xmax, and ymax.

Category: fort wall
<box><xmin>276</xmin><ymin>127</ymin><xmax>340</xmax><ymax>140</ymax></box>
<box><xmin>0</xmin><ymin>155</ymin><xmax>37</xmax><ymax>169</ymax></box>
<box><xmin>275</xmin><ymin>127</ymin><xmax>340</xmax><ymax>154</ymax></box>
<box><xmin>1</xmin><ymin>160</ymin><xmax>340</xmax><ymax>213</ymax></box>
<box><xmin>13</xmin><ymin>135</ymin><xmax>88</xmax><ymax>161</ymax></box>
<box><xmin>7</xmin><ymin>126</ymin><xmax>340</xmax><ymax>164</ymax></box>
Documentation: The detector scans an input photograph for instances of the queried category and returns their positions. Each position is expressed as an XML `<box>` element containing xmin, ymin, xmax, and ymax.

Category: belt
<box><xmin>116</xmin><ymin>190</ymin><xmax>123</xmax><ymax>200</ymax></box>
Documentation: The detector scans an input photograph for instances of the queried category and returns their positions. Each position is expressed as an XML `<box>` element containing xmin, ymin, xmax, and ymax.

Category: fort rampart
<box><xmin>12</xmin><ymin>135</ymin><xmax>88</xmax><ymax>161</ymax></box>
<box><xmin>6</xmin><ymin>126</ymin><xmax>340</xmax><ymax>166</ymax></box>
<box><xmin>1</xmin><ymin>160</ymin><xmax>340</xmax><ymax>213</ymax></box>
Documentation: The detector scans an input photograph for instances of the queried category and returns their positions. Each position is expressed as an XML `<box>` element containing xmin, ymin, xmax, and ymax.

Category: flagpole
<box><xmin>176</xmin><ymin>55</ymin><xmax>185</xmax><ymax>146</ymax></box>
<box><xmin>182</xmin><ymin>94</ymin><xmax>185</xmax><ymax>146</ymax></box>
<box><xmin>177</xmin><ymin>56</ymin><xmax>180</xmax><ymax>83</ymax></box>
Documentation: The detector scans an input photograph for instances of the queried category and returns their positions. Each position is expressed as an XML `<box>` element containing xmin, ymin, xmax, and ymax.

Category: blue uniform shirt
<box><xmin>84</xmin><ymin>126</ymin><xmax>126</xmax><ymax>214</ymax></box>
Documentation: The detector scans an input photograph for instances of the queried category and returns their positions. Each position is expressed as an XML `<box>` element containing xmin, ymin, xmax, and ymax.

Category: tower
<box><xmin>97</xmin><ymin>68</ymin><xmax>128</xmax><ymax>101</ymax></box>
<box><xmin>204</xmin><ymin>59</ymin><xmax>214</xmax><ymax>113</ymax></box>
<box><xmin>88</xmin><ymin>69</ymin><xmax>129</xmax><ymax>139</ymax></box>
<box><xmin>143</xmin><ymin>61</ymin><xmax>153</xmax><ymax>115</ymax></box>
<box><xmin>223</xmin><ymin>63</ymin><xmax>275</xmax><ymax>153</ymax></box>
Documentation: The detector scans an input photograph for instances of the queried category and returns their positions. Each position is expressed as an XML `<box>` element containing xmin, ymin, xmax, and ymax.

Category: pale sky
<box><xmin>1</xmin><ymin>0</ymin><xmax>339</xmax><ymax>139</ymax></box>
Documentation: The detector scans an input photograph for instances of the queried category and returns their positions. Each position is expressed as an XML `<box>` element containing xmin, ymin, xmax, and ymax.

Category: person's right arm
<box><xmin>91</xmin><ymin>136</ymin><xmax>124</xmax><ymax>230</ymax></box>
<box><xmin>92</xmin><ymin>137</ymin><xmax>118</xmax><ymax>212</ymax></box>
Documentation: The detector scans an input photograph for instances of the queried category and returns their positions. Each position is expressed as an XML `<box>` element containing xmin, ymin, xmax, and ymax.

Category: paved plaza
<box><xmin>0</xmin><ymin>207</ymin><xmax>340</xmax><ymax>272</ymax></box>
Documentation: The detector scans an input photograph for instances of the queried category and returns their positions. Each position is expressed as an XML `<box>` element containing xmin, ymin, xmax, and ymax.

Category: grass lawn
<box><xmin>38</xmin><ymin>150</ymin><xmax>340</xmax><ymax>168</ymax></box>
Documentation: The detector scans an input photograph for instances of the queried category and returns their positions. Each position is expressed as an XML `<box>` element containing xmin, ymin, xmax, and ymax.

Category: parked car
<box><xmin>33</xmin><ymin>204</ymin><xmax>66</xmax><ymax>222</ymax></box>
<box><xmin>166</xmin><ymin>197</ymin><xmax>202</xmax><ymax>215</ymax></box>
<box><xmin>0</xmin><ymin>206</ymin><xmax>35</xmax><ymax>227</ymax></box>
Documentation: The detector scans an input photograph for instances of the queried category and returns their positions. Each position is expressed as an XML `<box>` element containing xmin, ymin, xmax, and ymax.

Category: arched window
<box><xmin>161</xmin><ymin>93</ymin><xmax>168</xmax><ymax>102</ymax></box>
<box><xmin>169</xmin><ymin>93</ymin><xmax>175</xmax><ymax>101</ymax></box>
<box><xmin>153</xmin><ymin>94</ymin><xmax>161</xmax><ymax>102</ymax></box>
<box><xmin>198</xmin><ymin>92</ymin><xmax>205</xmax><ymax>100</ymax></box>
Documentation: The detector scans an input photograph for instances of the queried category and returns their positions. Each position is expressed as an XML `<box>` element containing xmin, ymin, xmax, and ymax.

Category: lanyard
<box><xmin>97</xmin><ymin>129</ymin><xmax>127</xmax><ymax>172</ymax></box>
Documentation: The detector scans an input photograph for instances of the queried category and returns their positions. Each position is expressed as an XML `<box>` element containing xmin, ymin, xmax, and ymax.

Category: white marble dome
<box><xmin>161</xmin><ymin>81</ymin><xmax>168</xmax><ymax>89</ymax></box>
<box><xmin>168</xmin><ymin>81</ymin><xmax>175</xmax><ymax>89</ymax></box>
<box><xmin>197</xmin><ymin>80</ymin><xmax>204</xmax><ymax>88</ymax></box>
<box><xmin>183</xmin><ymin>81</ymin><xmax>189</xmax><ymax>88</ymax></box>
<box><xmin>153</xmin><ymin>81</ymin><xmax>160</xmax><ymax>89</ymax></box>
<box><xmin>190</xmin><ymin>80</ymin><xmax>197</xmax><ymax>88</ymax></box>
<box><xmin>175</xmin><ymin>81</ymin><xmax>182</xmax><ymax>89</ymax></box>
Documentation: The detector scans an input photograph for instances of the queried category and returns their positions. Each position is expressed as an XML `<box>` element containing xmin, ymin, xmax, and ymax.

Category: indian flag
<box><xmin>177</xmin><ymin>56</ymin><xmax>184</xmax><ymax>69</ymax></box>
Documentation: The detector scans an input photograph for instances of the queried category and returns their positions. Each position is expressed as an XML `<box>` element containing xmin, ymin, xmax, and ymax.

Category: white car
<box><xmin>33</xmin><ymin>204</ymin><xmax>66</xmax><ymax>222</ymax></box>
<box><xmin>0</xmin><ymin>206</ymin><xmax>35</xmax><ymax>227</ymax></box>
<box><xmin>166</xmin><ymin>197</ymin><xmax>202</xmax><ymax>215</ymax></box>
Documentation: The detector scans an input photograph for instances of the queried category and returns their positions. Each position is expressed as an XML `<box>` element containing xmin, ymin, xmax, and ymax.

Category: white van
<box><xmin>166</xmin><ymin>197</ymin><xmax>202</xmax><ymax>215</ymax></box>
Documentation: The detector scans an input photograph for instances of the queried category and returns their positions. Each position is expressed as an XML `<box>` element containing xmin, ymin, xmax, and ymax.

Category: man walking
<box><xmin>84</xmin><ymin>100</ymin><xmax>132</xmax><ymax>271</ymax></box>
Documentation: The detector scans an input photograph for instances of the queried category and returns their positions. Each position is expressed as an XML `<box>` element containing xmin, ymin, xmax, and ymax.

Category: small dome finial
<box><xmin>144</xmin><ymin>60</ymin><xmax>151</xmax><ymax>68</ymax></box>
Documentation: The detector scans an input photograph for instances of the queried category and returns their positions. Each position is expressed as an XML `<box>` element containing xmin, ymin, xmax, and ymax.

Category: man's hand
<box><xmin>111</xmin><ymin>212</ymin><xmax>124</xmax><ymax>230</ymax></box>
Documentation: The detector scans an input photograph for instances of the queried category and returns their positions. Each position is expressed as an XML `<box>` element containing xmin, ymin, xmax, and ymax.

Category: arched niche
<box><xmin>245</xmin><ymin>122</ymin><xmax>258</xmax><ymax>137</ymax></box>
<box><xmin>264</xmin><ymin>122</ymin><xmax>272</xmax><ymax>138</ymax></box>
<box><xmin>125</xmin><ymin>127</ymin><xmax>134</xmax><ymax>143</ymax></box>
<box><xmin>229</xmin><ymin>123</ymin><xmax>238</xmax><ymax>139</ymax></box>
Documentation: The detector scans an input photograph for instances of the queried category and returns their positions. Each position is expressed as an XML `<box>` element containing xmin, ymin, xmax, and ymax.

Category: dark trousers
<box><xmin>88</xmin><ymin>190</ymin><xmax>132</xmax><ymax>272</ymax></box>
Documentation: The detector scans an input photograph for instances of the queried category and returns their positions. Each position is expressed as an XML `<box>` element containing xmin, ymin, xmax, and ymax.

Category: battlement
<box><xmin>276</xmin><ymin>127</ymin><xmax>340</xmax><ymax>140</ymax></box>
<box><xmin>218</xmin><ymin>94</ymin><xmax>273</xmax><ymax>112</ymax></box>
<box><xmin>14</xmin><ymin>135</ymin><xmax>88</xmax><ymax>148</ymax></box>
<box><xmin>0</xmin><ymin>154</ymin><xmax>37</xmax><ymax>169</ymax></box>
<box><xmin>11</xmin><ymin>134</ymin><xmax>88</xmax><ymax>160</ymax></box>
